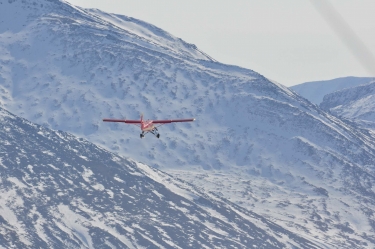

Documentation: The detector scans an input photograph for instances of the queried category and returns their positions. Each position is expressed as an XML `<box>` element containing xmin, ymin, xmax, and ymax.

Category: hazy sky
<box><xmin>66</xmin><ymin>0</ymin><xmax>375</xmax><ymax>86</ymax></box>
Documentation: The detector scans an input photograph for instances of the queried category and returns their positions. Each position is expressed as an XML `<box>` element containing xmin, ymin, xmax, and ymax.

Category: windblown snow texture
<box><xmin>0</xmin><ymin>107</ymin><xmax>321</xmax><ymax>248</ymax></box>
<box><xmin>1</xmin><ymin>0</ymin><xmax>375</xmax><ymax>247</ymax></box>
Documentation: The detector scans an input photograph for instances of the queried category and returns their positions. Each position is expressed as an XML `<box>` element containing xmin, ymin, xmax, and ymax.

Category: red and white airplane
<box><xmin>103</xmin><ymin>114</ymin><xmax>195</xmax><ymax>138</ymax></box>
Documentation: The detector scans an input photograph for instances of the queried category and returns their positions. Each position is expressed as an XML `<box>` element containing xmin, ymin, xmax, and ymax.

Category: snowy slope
<box><xmin>0</xmin><ymin>106</ymin><xmax>323</xmax><ymax>248</ymax></box>
<box><xmin>1</xmin><ymin>0</ymin><xmax>375</xmax><ymax>247</ymax></box>
<box><xmin>291</xmin><ymin>76</ymin><xmax>374</xmax><ymax>105</ymax></box>
<box><xmin>320</xmin><ymin>81</ymin><xmax>375</xmax><ymax>131</ymax></box>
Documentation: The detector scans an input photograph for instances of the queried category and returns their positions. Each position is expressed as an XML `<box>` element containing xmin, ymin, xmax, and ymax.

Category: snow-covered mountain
<box><xmin>1</xmin><ymin>106</ymin><xmax>323</xmax><ymax>248</ymax></box>
<box><xmin>1</xmin><ymin>0</ymin><xmax>375</xmax><ymax>247</ymax></box>
<box><xmin>320</xmin><ymin>81</ymin><xmax>375</xmax><ymax>131</ymax></box>
<box><xmin>291</xmin><ymin>76</ymin><xmax>375</xmax><ymax>132</ymax></box>
<box><xmin>291</xmin><ymin>76</ymin><xmax>374</xmax><ymax>105</ymax></box>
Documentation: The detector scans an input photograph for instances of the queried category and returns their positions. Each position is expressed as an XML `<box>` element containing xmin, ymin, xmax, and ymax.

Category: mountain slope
<box><xmin>1</xmin><ymin>0</ymin><xmax>375</xmax><ymax>247</ymax></box>
<box><xmin>290</xmin><ymin>76</ymin><xmax>374</xmax><ymax>105</ymax></box>
<box><xmin>320</xmin><ymin>81</ymin><xmax>375</xmax><ymax>131</ymax></box>
<box><xmin>0</xmin><ymin>106</ymin><xmax>324</xmax><ymax>248</ymax></box>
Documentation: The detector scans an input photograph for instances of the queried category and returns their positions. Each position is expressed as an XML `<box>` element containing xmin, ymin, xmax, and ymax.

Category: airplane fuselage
<box><xmin>141</xmin><ymin>120</ymin><xmax>155</xmax><ymax>131</ymax></box>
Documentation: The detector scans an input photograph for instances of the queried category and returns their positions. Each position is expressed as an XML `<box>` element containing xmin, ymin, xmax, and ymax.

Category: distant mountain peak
<box><xmin>291</xmin><ymin>76</ymin><xmax>375</xmax><ymax>105</ymax></box>
<box><xmin>320</xmin><ymin>80</ymin><xmax>375</xmax><ymax>131</ymax></box>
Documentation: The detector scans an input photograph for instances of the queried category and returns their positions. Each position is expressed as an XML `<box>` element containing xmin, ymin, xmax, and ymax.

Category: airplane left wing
<box><xmin>102</xmin><ymin>119</ymin><xmax>141</xmax><ymax>124</ymax></box>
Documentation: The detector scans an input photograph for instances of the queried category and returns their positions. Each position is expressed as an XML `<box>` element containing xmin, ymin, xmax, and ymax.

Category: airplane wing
<box><xmin>102</xmin><ymin>119</ymin><xmax>141</xmax><ymax>124</ymax></box>
<box><xmin>152</xmin><ymin>118</ymin><xmax>195</xmax><ymax>124</ymax></box>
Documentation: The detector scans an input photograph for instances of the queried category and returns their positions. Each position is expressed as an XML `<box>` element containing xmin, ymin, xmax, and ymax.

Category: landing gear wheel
<box><xmin>156</xmin><ymin>134</ymin><xmax>160</xmax><ymax>138</ymax></box>
<box><xmin>140</xmin><ymin>134</ymin><xmax>144</xmax><ymax>138</ymax></box>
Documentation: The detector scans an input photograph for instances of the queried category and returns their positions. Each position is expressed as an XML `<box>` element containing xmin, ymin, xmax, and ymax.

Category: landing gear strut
<box><xmin>140</xmin><ymin>129</ymin><xmax>160</xmax><ymax>138</ymax></box>
<box><xmin>152</xmin><ymin>127</ymin><xmax>160</xmax><ymax>139</ymax></box>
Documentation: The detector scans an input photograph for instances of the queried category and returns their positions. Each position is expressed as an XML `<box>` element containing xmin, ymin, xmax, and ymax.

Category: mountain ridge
<box><xmin>1</xmin><ymin>0</ymin><xmax>375</xmax><ymax>246</ymax></box>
